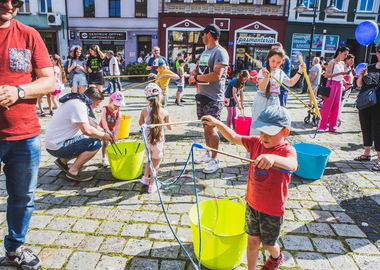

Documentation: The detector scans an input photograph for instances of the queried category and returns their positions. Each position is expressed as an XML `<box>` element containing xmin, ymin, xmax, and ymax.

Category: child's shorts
<box><xmin>146</xmin><ymin>141</ymin><xmax>165</xmax><ymax>159</ymax></box>
<box><xmin>244</xmin><ymin>204</ymin><xmax>283</xmax><ymax>246</ymax></box>
<box><xmin>177</xmin><ymin>83</ymin><xmax>184</xmax><ymax>92</ymax></box>
<box><xmin>51</xmin><ymin>90</ymin><xmax>61</xmax><ymax>96</ymax></box>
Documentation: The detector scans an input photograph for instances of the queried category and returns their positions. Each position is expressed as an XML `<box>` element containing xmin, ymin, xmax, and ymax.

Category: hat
<box><xmin>151</xmin><ymin>58</ymin><xmax>166</xmax><ymax>70</ymax></box>
<box><xmin>144</xmin><ymin>83</ymin><xmax>162</xmax><ymax>97</ymax></box>
<box><xmin>202</xmin><ymin>24</ymin><xmax>221</xmax><ymax>39</ymax></box>
<box><xmin>110</xmin><ymin>91</ymin><xmax>125</xmax><ymax>107</ymax></box>
<box><xmin>178</xmin><ymin>59</ymin><xmax>185</xmax><ymax>64</ymax></box>
<box><xmin>252</xmin><ymin>105</ymin><xmax>291</xmax><ymax>136</ymax></box>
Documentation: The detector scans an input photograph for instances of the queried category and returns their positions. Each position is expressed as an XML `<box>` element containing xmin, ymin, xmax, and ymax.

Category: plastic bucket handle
<box><xmin>225</xmin><ymin>195</ymin><xmax>245</xmax><ymax>206</ymax></box>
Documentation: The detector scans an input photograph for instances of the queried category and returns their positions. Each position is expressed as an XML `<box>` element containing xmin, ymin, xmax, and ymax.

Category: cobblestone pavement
<box><xmin>1</xmin><ymin>81</ymin><xmax>380</xmax><ymax>269</ymax></box>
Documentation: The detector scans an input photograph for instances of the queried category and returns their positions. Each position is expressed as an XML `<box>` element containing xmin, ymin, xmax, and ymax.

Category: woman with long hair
<box><xmin>87</xmin><ymin>45</ymin><xmax>105</xmax><ymax>91</ymax></box>
<box><xmin>318</xmin><ymin>46</ymin><xmax>351</xmax><ymax>133</ymax></box>
<box><xmin>68</xmin><ymin>46</ymin><xmax>87</xmax><ymax>93</ymax></box>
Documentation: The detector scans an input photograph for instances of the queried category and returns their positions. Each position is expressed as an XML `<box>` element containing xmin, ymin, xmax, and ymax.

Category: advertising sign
<box><xmin>79</xmin><ymin>32</ymin><xmax>127</xmax><ymax>41</ymax></box>
<box><xmin>292</xmin><ymin>34</ymin><xmax>323</xmax><ymax>51</ymax></box>
<box><xmin>236</xmin><ymin>33</ymin><xmax>276</xmax><ymax>45</ymax></box>
<box><xmin>325</xmin><ymin>35</ymin><xmax>339</xmax><ymax>51</ymax></box>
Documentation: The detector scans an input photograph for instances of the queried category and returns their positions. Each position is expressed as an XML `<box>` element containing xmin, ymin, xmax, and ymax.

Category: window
<box><xmin>358</xmin><ymin>0</ymin><xmax>375</xmax><ymax>12</ymax></box>
<box><xmin>170</xmin><ymin>0</ymin><xmax>184</xmax><ymax>2</ymax></box>
<box><xmin>303</xmin><ymin>0</ymin><xmax>316</xmax><ymax>8</ymax></box>
<box><xmin>216</xmin><ymin>0</ymin><xmax>230</xmax><ymax>3</ymax></box>
<box><xmin>109</xmin><ymin>0</ymin><xmax>121</xmax><ymax>17</ymax></box>
<box><xmin>333</xmin><ymin>0</ymin><xmax>343</xmax><ymax>10</ymax></box>
<box><xmin>193</xmin><ymin>0</ymin><xmax>207</xmax><ymax>2</ymax></box>
<box><xmin>84</xmin><ymin>0</ymin><xmax>95</xmax><ymax>17</ymax></box>
<box><xmin>263</xmin><ymin>0</ymin><xmax>277</xmax><ymax>4</ymax></box>
<box><xmin>135</xmin><ymin>0</ymin><xmax>147</xmax><ymax>18</ymax></box>
<box><xmin>19</xmin><ymin>0</ymin><xmax>30</xmax><ymax>13</ymax></box>
<box><xmin>239</xmin><ymin>0</ymin><xmax>253</xmax><ymax>3</ymax></box>
<box><xmin>40</xmin><ymin>0</ymin><xmax>52</xmax><ymax>13</ymax></box>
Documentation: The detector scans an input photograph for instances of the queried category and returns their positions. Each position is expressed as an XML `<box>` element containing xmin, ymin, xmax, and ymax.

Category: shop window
<box><xmin>19</xmin><ymin>0</ymin><xmax>30</xmax><ymax>13</ymax></box>
<box><xmin>239</xmin><ymin>0</ymin><xmax>253</xmax><ymax>4</ymax></box>
<box><xmin>263</xmin><ymin>0</ymin><xmax>277</xmax><ymax>4</ymax></box>
<box><xmin>135</xmin><ymin>0</ymin><xmax>147</xmax><ymax>18</ymax></box>
<box><xmin>39</xmin><ymin>0</ymin><xmax>52</xmax><ymax>13</ymax></box>
<box><xmin>83</xmin><ymin>0</ymin><xmax>95</xmax><ymax>17</ymax></box>
<box><xmin>358</xmin><ymin>0</ymin><xmax>375</xmax><ymax>12</ymax></box>
<box><xmin>109</xmin><ymin>0</ymin><xmax>121</xmax><ymax>17</ymax></box>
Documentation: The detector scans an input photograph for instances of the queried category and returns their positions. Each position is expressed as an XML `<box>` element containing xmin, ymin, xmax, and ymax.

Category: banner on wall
<box><xmin>292</xmin><ymin>33</ymin><xmax>339</xmax><ymax>52</ymax></box>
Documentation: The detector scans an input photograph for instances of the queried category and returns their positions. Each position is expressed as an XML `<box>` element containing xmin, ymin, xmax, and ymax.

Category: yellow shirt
<box><xmin>157</xmin><ymin>69</ymin><xmax>175</xmax><ymax>95</ymax></box>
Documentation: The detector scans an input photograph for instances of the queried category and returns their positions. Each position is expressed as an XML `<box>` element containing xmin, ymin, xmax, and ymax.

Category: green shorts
<box><xmin>244</xmin><ymin>204</ymin><xmax>283</xmax><ymax>246</ymax></box>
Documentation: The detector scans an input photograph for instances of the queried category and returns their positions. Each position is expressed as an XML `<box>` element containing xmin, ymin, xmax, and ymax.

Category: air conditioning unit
<box><xmin>47</xmin><ymin>13</ymin><xmax>61</xmax><ymax>26</ymax></box>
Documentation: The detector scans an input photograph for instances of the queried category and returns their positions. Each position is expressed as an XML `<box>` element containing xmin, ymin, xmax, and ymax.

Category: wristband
<box><xmin>297</xmin><ymin>72</ymin><xmax>302</xmax><ymax>76</ymax></box>
<box><xmin>194</xmin><ymin>75</ymin><xmax>198</xmax><ymax>82</ymax></box>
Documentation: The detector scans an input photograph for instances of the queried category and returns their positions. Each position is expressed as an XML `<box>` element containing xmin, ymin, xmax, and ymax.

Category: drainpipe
<box><xmin>65</xmin><ymin>0</ymin><xmax>70</xmax><ymax>51</ymax></box>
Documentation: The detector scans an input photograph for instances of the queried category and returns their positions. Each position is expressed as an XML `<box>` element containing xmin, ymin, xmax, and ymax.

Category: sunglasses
<box><xmin>0</xmin><ymin>0</ymin><xmax>24</xmax><ymax>8</ymax></box>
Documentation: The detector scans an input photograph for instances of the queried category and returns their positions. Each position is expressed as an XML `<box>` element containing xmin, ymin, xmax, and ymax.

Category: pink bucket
<box><xmin>235</xmin><ymin>115</ymin><xmax>252</xmax><ymax>136</ymax></box>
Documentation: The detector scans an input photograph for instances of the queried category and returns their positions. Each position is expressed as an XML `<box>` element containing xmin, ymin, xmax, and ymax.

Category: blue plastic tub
<box><xmin>293</xmin><ymin>143</ymin><xmax>331</xmax><ymax>180</ymax></box>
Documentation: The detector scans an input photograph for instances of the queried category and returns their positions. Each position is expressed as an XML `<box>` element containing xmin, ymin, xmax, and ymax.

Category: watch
<box><xmin>16</xmin><ymin>85</ymin><xmax>25</xmax><ymax>99</ymax></box>
<box><xmin>296</xmin><ymin>72</ymin><xmax>302</xmax><ymax>76</ymax></box>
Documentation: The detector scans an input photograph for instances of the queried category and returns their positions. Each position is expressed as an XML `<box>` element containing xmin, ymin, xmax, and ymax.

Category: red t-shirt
<box><xmin>99</xmin><ymin>106</ymin><xmax>120</xmax><ymax>132</ymax></box>
<box><xmin>242</xmin><ymin>136</ymin><xmax>297</xmax><ymax>217</ymax></box>
<box><xmin>0</xmin><ymin>19</ymin><xmax>52</xmax><ymax>141</ymax></box>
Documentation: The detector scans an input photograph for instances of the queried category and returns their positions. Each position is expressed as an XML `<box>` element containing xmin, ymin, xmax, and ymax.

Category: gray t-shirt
<box><xmin>309</xmin><ymin>64</ymin><xmax>322</xmax><ymax>86</ymax></box>
<box><xmin>198</xmin><ymin>45</ymin><xmax>229</xmax><ymax>102</ymax></box>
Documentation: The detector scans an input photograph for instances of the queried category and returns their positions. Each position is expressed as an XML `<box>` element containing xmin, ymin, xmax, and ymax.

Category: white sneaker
<box><xmin>195</xmin><ymin>151</ymin><xmax>211</xmax><ymax>164</ymax></box>
<box><xmin>203</xmin><ymin>158</ymin><xmax>220</xmax><ymax>174</ymax></box>
<box><xmin>102</xmin><ymin>158</ymin><xmax>109</xmax><ymax>167</ymax></box>
<box><xmin>140</xmin><ymin>176</ymin><xmax>150</xmax><ymax>185</ymax></box>
<box><xmin>148</xmin><ymin>181</ymin><xmax>162</xmax><ymax>193</ymax></box>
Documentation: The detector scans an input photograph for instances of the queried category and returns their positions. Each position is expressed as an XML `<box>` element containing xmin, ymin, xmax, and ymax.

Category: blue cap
<box><xmin>252</xmin><ymin>105</ymin><xmax>291</xmax><ymax>135</ymax></box>
<box><xmin>152</xmin><ymin>58</ymin><xmax>166</xmax><ymax>69</ymax></box>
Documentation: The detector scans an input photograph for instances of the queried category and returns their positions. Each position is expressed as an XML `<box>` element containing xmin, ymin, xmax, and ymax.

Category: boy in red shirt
<box><xmin>202</xmin><ymin>105</ymin><xmax>298</xmax><ymax>270</ymax></box>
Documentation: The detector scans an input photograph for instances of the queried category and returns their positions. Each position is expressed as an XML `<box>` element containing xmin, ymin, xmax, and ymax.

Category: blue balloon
<box><xmin>355</xmin><ymin>21</ymin><xmax>379</xmax><ymax>46</ymax></box>
<box><xmin>355</xmin><ymin>63</ymin><xmax>367</xmax><ymax>75</ymax></box>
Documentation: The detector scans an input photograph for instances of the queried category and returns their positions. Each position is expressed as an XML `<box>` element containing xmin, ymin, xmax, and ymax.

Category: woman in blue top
<box><xmin>224</xmin><ymin>70</ymin><xmax>249</xmax><ymax>130</ymax></box>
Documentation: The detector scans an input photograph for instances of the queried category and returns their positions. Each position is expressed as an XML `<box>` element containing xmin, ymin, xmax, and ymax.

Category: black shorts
<box><xmin>88</xmin><ymin>72</ymin><xmax>104</xmax><ymax>85</ymax></box>
<box><xmin>244</xmin><ymin>204</ymin><xmax>283</xmax><ymax>246</ymax></box>
<box><xmin>196</xmin><ymin>94</ymin><xmax>224</xmax><ymax>120</ymax></box>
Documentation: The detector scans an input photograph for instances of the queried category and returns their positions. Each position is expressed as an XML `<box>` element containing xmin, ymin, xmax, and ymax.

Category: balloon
<box><xmin>355</xmin><ymin>63</ymin><xmax>367</xmax><ymax>75</ymax></box>
<box><xmin>250</xmin><ymin>70</ymin><xmax>258</xmax><ymax>82</ymax></box>
<box><xmin>355</xmin><ymin>20</ymin><xmax>379</xmax><ymax>46</ymax></box>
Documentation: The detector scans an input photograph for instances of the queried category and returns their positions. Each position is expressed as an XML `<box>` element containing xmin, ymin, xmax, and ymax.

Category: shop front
<box><xmin>78</xmin><ymin>31</ymin><xmax>127</xmax><ymax>55</ymax></box>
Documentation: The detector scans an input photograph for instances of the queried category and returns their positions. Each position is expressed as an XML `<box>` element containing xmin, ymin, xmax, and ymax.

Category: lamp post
<box><xmin>294</xmin><ymin>0</ymin><xmax>338</xmax><ymax>70</ymax></box>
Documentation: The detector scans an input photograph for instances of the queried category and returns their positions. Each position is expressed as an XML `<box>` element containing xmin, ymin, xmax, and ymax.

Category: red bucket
<box><xmin>235</xmin><ymin>115</ymin><xmax>252</xmax><ymax>136</ymax></box>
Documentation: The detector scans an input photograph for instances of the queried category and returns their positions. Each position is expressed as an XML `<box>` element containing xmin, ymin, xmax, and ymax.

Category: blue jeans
<box><xmin>0</xmin><ymin>135</ymin><xmax>40</xmax><ymax>252</ymax></box>
<box><xmin>279</xmin><ymin>90</ymin><xmax>288</xmax><ymax>107</ymax></box>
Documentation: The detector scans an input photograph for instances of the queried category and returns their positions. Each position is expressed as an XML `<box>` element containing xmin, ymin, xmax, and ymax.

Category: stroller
<box><xmin>304</xmin><ymin>86</ymin><xmax>353</xmax><ymax>127</ymax></box>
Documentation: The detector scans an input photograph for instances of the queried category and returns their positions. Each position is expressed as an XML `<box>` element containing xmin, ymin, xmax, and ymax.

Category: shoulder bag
<box><xmin>356</xmin><ymin>83</ymin><xmax>378</xmax><ymax>110</ymax></box>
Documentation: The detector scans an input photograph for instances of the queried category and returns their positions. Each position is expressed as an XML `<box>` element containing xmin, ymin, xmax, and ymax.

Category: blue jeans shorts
<box><xmin>72</xmin><ymin>73</ymin><xmax>87</xmax><ymax>86</ymax></box>
<box><xmin>47</xmin><ymin>135</ymin><xmax>101</xmax><ymax>159</ymax></box>
<box><xmin>177</xmin><ymin>83</ymin><xmax>184</xmax><ymax>93</ymax></box>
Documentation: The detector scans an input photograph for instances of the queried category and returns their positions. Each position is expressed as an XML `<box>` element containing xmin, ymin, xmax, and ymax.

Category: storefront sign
<box><xmin>236</xmin><ymin>33</ymin><xmax>276</xmax><ymax>45</ymax></box>
<box><xmin>292</xmin><ymin>34</ymin><xmax>323</xmax><ymax>51</ymax></box>
<box><xmin>325</xmin><ymin>35</ymin><xmax>339</xmax><ymax>51</ymax></box>
<box><xmin>79</xmin><ymin>32</ymin><xmax>127</xmax><ymax>41</ymax></box>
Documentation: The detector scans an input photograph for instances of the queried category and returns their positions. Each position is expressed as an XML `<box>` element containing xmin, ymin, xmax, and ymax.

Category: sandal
<box><xmin>40</xmin><ymin>112</ymin><xmax>46</xmax><ymax>117</ymax></box>
<box><xmin>354</xmin><ymin>155</ymin><xmax>371</xmax><ymax>161</ymax></box>
<box><xmin>372</xmin><ymin>162</ymin><xmax>380</xmax><ymax>172</ymax></box>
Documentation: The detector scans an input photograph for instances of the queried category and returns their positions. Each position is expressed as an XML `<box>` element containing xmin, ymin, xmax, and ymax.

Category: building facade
<box><xmin>286</xmin><ymin>0</ymin><xmax>380</xmax><ymax>65</ymax></box>
<box><xmin>16</xmin><ymin>0</ymin><xmax>69</xmax><ymax>57</ymax></box>
<box><xmin>67</xmin><ymin>0</ymin><xmax>159</xmax><ymax>64</ymax></box>
<box><xmin>158</xmin><ymin>0</ymin><xmax>289</xmax><ymax>70</ymax></box>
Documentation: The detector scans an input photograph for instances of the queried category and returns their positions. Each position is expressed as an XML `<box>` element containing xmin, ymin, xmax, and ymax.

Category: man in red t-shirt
<box><xmin>0</xmin><ymin>1</ymin><xmax>55</xmax><ymax>268</ymax></box>
<box><xmin>202</xmin><ymin>105</ymin><xmax>298</xmax><ymax>270</ymax></box>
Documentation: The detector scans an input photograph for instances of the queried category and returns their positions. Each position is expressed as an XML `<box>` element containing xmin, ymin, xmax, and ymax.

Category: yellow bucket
<box><xmin>117</xmin><ymin>115</ymin><xmax>132</xmax><ymax>139</ymax></box>
<box><xmin>189</xmin><ymin>195</ymin><xmax>247</xmax><ymax>270</ymax></box>
<box><xmin>106</xmin><ymin>141</ymin><xmax>145</xmax><ymax>180</ymax></box>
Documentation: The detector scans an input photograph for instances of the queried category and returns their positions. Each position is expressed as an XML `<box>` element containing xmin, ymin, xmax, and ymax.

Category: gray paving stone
<box><xmin>300</xmin><ymin>200</ymin><xmax>320</xmax><ymax>209</ymax></box>
<box><xmin>54</xmin><ymin>232</ymin><xmax>86</xmax><ymax>247</ymax></box>
<box><xmin>107</xmin><ymin>209</ymin><xmax>132</xmax><ymax>221</ymax></box>
<box><xmin>96</xmin><ymin>221</ymin><xmax>123</xmax><ymax>235</ymax></box>
<box><xmin>326</xmin><ymin>254</ymin><xmax>359</xmax><ymax>270</ymax></box>
<box><xmin>346</xmin><ymin>238</ymin><xmax>380</xmax><ymax>254</ymax></box>
<box><xmin>180</xmin><ymin>215</ymin><xmax>190</xmax><ymax>226</ymax></box>
<box><xmin>310</xmin><ymin>210</ymin><xmax>337</xmax><ymax>223</ymax></box>
<box><xmin>25</xmin><ymin>230</ymin><xmax>60</xmax><ymax>245</ymax></box>
<box><xmin>95</xmin><ymin>255</ymin><xmax>128</xmax><ymax>270</ymax></box>
<box><xmin>158</xmin><ymin>213</ymin><xmax>180</xmax><ymax>225</ymax></box>
<box><xmin>306</xmin><ymin>223</ymin><xmax>335</xmax><ymax>236</ymax></box>
<box><xmin>312</xmin><ymin>238</ymin><xmax>346</xmax><ymax>254</ymax></box>
<box><xmin>63</xmin><ymin>196</ymin><xmax>88</xmax><ymax>206</ymax></box>
<box><xmin>284</xmin><ymin>209</ymin><xmax>295</xmax><ymax>221</ymax></box>
<box><xmin>39</xmin><ymin>248</ymin><xmax>72</xmax><ymax>269</ymax></box>
<box><xmin>295</xmin><ymin>252</ymin><xmax>332</xmax><ymax>269</ymax></box>
<box><xmin>151</xmin><ymin>242</ymin><xmax>180</xmax><ymax>258</ymax></box>
<box><xmin>160</xmin><ymin>260</ymin><xmax>186</xmax><ymax>270</ymax></box>
<box><xmin>131</xmin><ymin>211</ymin><xmax>160</xmax><ymax>223</ymax></box>
<box><xmin>40</xmin><ymin>194</ymin><xmax>67</xmax><ymax>205</ymax></box>
<box><xmin>331</xmin><ymin>211</ymin><xmax>354</xmax><ymax>223</ymax></box>
<box><xmin>167</xmin><ymin>203</ymin><xmax>193</xmax><ymax>214</ymax></box>
<box><xmin>129</xmin><ymin>258</ymin><xmax>158</xmax><ymax>270</ymax></box>
<box><xmin>281</xmin><ymin>235</ymin><xmax>314</xmax><ymax>251</ymax></box>
<box><xmin>121</xmin><ymin>223</ymin><xmax>148</xmax><ymax>237</ymax></box>
<box><xmin>294</xmin><ymin>209</ymin><xmax>314</xmax><ymax>221</ymax></box>
<box><xmin>44</xmin><ymin>205</ymin><xmax>69</xmax><ymax>216</ymax></box>
<box><xmin>148</xmin><ymin>224</ymin><xmax>175</xmax><ymax>240</ymax></box>
<box><xmin>117</xmin><ymin>199</ymin><xmax>142</xmax><ymax>210</ymax></box>
<box><xmin>46</xmin><ymin>217</ymin><xmax>77</xmax><ymax>231</ymax></box>
<box><xmin>28</xmin><ymin>215</ymin><xmax>54</xmax><ymax>229</ymax></box>
<box><xmin>66</xmin><ymin>206</ymin><xmax>89</xmax><ymax>217</ymax></box>
<box><xmin>77</xmin><ymin>235</ymin><xmax>104</xmax><ymax>251</ymax></box>
<box><xmin>85</xmin><ymin>207</ymin><xmax>111</xmax><ymax>219</ymax></box>
<box><xmin>352</xmin><ymin>255</ymin><xmax>380</xmax><ymax>270</ymax></box>
<box><xmin>177</xmin><ymin>227</ymin><xmax>193</xmax><ymax>243</ymax></box>
<box><xmin>281</xmin><ymin>222</ymin><xmax>308</xmax><ymax>233</ymax></box>
<box><xmin>65</xmin><ymin>251</ymin><xmax>101</xmax><ymax>270</ymax></box>
<box><xmin>331</xmin><ymin>224</ymin><xmax>367</xmax><ymax>237</ymax></box>
<box><xmin>72</xmin><ymin>219</ymin><xmax>100</xmax><ymax>233</ymax></box>
<box><xmin>123</xmin><ymin>238</ymin><xmax>152</xmax><ymax>256</ymax></box>
<box><xmin>99</xmin><ymin>237</ymin><xmax>126</xmax><ymax>253</ymax></box>
<box><xmin>318</xmin><ymin>202</ymin><xmax>345</xmax><ymax>211</ymax></box>
<box><xmin>282</xmin><ymin>250</ymin><xmax>296</xmax><ymax>268</ymax></box>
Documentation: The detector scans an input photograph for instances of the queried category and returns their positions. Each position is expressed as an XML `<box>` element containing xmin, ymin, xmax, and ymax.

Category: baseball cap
<box><xmin>252</xmin><ymin>105</ymin><xmax>291</xmax><ymax>136</ymax></box>
<box><xmin>151</xmin><ymin>58</ymin><xmax>166</xmax><ymax>70</ymax></box>
<box><xmin>111</xmin><ymin>91</ymin><xmax>125</xmax><ymax>107</ymax></box>
<box><xmin>202</xmin><ymin>24</ymin><xmax>221</xmax><ymax>39</ymax></box>
<box><xmin>144</xmin><ymin>83</ymin><xmax>162</xmax><ymax>97</ymax></box>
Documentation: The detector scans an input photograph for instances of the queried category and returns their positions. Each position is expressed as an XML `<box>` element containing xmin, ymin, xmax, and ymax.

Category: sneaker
<box><xmin>261</xmin><ymin>250</ymin><xmax>283</xmax><ymax>270</ymax></box>
<box><xmin>180</xmin><ymin>98</ymin><xmax>186</xmax><ymax>103</ymax></box>
<box><xmin>148</xmin><ymin>181</ymin><xmax>162</xmax><ymax>193</ymax></box>
<box><xmin>102</xmin><ymin>158</ymin><xmax>109</xmax><ymax>167</ymax></box>
<box><xmin>195</xmin><ymin>152</ymin><xmax>211</xmax><ymax>164</ymax></box>
<box><xmin>5</xmin><ymin>246</ymin><xmax>42</xmax><ymax>270</ymax></box>
<box><xmin>203</xmin><ymin>158</ymin><xmax>220</xmax><ymax>174</ymax></box>
<box><xmin>66</xmin><ymin>172</ymin><xmax>93</xmax><ymax>182</ymax></box>
<box><xmin>140</xmin><ymin>176</ymin><xmax>150</xmax><ymax>185</ymax></box>
<box><xmin>177</xmin><ymin>102</ymin><xmax>184</xmax><ymax>106</ymax></box>
<box><xmin>54</xmin><ymin>159</ymin><xmax>69</xmax><ymax>173</ymax></box>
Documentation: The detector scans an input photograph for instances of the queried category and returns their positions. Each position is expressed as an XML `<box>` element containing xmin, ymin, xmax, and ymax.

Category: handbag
<box><xmin>356</xmin><ymin>85</ymin><xmax>378</xmax><ymax>110</ymax></box>
<box><xmin>317</xmin><ymin>62</ymin><xmax>335</xmax><ymax>98</ymax></box>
